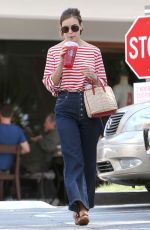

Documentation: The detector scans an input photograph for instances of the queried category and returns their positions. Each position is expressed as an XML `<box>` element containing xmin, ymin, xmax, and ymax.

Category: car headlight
<box><xmin>122</xmin><ymin>108</ymin><xmax>150</xmax><ymax>132</ymax></box>
<box><xmin>119</xmin><ymin>158</ymin><xmax>142</xmax><ymax>169</ymax></box>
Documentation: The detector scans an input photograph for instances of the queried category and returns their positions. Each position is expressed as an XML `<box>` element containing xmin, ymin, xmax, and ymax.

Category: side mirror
<box><xmin>143</xmin><ymin>128</ymin><xmax>150</xmax><ymax>151</ymax></box>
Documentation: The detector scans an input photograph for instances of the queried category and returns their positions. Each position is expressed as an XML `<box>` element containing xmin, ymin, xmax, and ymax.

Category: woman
<box><xmin>42</xmin><ymin>8</ymin><xmax>107</xmax><ymax>225</ymax></box>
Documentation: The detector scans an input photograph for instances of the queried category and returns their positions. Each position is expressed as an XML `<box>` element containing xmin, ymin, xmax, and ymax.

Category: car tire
<box><xmin>145</xmin><ymin>184</ymin><xmax>150</xmax><ymax>192</ymax></box>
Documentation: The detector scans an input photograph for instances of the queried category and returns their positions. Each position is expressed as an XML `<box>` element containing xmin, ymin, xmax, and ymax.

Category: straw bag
<box><xmin>84</xmin><ymin>79</ymin><xmax>118</xmax><ymax>118</ymax></box>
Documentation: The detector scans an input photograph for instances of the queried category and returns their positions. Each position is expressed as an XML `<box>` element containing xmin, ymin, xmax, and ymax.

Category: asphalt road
<box><xmin>0</xmin><ymin>201</ymin><xmax>150</xmax><ymax>229</ymax></box>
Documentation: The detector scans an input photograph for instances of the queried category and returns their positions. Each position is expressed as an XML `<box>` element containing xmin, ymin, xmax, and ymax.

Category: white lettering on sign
<box><xmin>129</xmin><ymin>36</ymin><xmax>150</xmax><ymax>59</ymax></box>
<box><xmin>139</xmin><ymin>36</ymin><xmax>147</xmax><ymax>58</ymax></box>
<box><xmin>129</xmin><ymin>37</ymin><xmax>138</xmax><ymax>59</ymax></box>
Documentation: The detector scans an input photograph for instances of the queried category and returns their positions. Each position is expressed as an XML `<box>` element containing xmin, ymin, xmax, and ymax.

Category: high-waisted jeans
<box><xmin>54</xmin><ymin>91</ymin><xmax>103</xmax><ymax>212</ymax></box>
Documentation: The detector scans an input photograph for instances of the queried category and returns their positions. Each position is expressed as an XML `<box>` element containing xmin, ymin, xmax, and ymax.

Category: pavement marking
<box><xmin>35</xmin><ymin>210</ymin><xmax>67</xmax><ymax>216</ymax></box>
<box><xmin>88</xmin><ymin>220</ymin><xmax>150</xmax><ymax>226</ymax></box>
<box><xmin>34</xmin><ymin>214</ymin><xmax>53</xmax><ymax>217</ymax></box>
<box><xmin>0</xmin><ymin>201</ymin><xmax>53</xmax><ymax>209</ymax></box>
<box><xmin>95</xmin><ymin>204</ymin><xmax>150</xmax><ymax>209</ymax></box>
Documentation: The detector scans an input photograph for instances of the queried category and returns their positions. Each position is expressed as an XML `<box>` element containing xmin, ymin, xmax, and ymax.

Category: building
<box><xmin>0</xmin><ymin>0</ymin><xmax>148</xmax><ymax>132</ymax></box>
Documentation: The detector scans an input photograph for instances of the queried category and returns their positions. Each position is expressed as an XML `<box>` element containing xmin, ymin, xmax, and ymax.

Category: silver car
<box><xmin>97</xmin><ymin>102</ymin><xmax>150</xmax><ymax>191</ymax></box>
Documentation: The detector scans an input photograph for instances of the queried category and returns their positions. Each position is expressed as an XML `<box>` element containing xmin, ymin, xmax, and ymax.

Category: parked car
<box><xmin>97</xmin><ymin>102</ymin><xmax>150</xmax><ymax>191</ymax></box>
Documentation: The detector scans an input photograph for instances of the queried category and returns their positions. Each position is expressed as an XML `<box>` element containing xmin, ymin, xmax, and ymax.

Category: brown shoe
<box><xmin>73</xmin><ymin>212</ymin><xmax>80</xmax><ymax>225</ymax></box>
<box><xmin>76</xmin><ymin>212</ymin><xmax>89</xmax><ymax>226</ymax></box>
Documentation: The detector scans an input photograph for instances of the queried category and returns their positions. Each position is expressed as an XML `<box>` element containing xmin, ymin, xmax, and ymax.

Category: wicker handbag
<box><xmin>84</xmin><ymin>79</ymin><xmax>118</xmax><ymax>118</ymax></box>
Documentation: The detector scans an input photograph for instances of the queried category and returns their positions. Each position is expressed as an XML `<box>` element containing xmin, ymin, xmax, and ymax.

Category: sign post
<box><xmin>145</xmin><ymin>5</ymin><xmax>150</xmax><ymax>16</ymax></box>
<box><xmin>125</xmin><ymin>16</ymin><xmax>150</xmax><ymax>79</ymax></box>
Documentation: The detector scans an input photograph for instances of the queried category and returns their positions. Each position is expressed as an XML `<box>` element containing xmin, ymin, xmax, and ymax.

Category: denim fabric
<box><xmin>54</xmin><ymin>91</ymin><xmax>103</xmax><ymax>212</ymax></box>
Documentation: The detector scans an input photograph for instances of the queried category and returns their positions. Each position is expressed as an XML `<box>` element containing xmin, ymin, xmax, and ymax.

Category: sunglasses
<box><xmin>61</xmin><ymin>24</ymin><xmax>80</xmax><ymax>34</ymax></box>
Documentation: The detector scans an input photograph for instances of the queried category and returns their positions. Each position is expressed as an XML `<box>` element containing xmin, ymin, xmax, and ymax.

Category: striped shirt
<box><xmin>42</xmin><ymin>43</ymin><xmax>107</xmax><ymax>97</ymax></box>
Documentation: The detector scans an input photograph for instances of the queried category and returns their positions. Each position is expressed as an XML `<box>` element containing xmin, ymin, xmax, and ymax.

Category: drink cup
<box><xmin>64</xmin><ymin>41</ymin><xmax>79</xmax><ymax>69</ymax></box>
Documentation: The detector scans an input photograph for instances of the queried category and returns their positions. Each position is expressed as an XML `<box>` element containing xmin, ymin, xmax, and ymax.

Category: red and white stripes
<box><xmin>43</xmin><ymin>44</ymin><xmax>107</xmax><ymax>96</ymax></box>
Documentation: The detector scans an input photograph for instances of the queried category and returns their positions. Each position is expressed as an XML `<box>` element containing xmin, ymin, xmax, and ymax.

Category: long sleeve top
<box><xmin>42</xmin><ymin>44</ymin><xmax>107</xmax><ymax>97</ymax></box>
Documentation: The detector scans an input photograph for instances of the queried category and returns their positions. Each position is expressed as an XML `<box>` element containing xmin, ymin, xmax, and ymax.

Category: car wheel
<box><xmin>145</xmin><ymin>184</ymin><xmax>150</xmax><ymax>192</ymax></box>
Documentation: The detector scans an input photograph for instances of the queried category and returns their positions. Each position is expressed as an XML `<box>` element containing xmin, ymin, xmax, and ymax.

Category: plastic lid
<box><xmin>64</xmin><ymin>41</ymin><xmax>79</xmax><ymax>47</ymax></box>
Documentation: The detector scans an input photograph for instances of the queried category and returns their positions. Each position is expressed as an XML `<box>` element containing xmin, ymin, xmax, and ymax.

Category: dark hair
<box><xmin>0</xmin><ymin>104</ymin><xmax>14</xmax><ymax>118</ymax></box>
<box><xmin>60</xmin><ymin>8</ymin><xmax>82</xmax><ymax>26</ymax></box>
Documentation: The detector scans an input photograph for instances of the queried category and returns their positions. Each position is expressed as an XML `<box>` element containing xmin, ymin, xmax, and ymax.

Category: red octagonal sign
<box><xmin>125</xmin><ymin>16</ymin><xmax>150</xmax><ymax>79</ymax></box>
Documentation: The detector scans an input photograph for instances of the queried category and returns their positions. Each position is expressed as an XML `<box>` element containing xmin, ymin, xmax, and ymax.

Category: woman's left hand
<box><xmin>82</xmin><ymin>67</ymin><xmax>97</xmax><ymax>83</ymax></box>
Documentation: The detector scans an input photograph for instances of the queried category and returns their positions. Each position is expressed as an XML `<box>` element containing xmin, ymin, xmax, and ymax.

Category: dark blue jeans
<box><xmin>54</xmin><ymin>91</ymin><xmax>103</xmax><ymax>212</ymax></box>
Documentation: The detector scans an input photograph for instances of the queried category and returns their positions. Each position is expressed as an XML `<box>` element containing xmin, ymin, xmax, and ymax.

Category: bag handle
<box><xmin>86</xmin><ymin>77</ymin><xmax>106</xmax><ymax>94</ymax></box>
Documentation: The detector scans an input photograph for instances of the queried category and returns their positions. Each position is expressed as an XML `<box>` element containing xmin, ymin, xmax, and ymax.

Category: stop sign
<box><xmin>125</xmin><ymin>16</ymin><xmax>150</xmax><ymax>79</ymax></box>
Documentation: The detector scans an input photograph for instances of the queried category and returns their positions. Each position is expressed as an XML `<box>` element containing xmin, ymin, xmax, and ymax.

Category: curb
<box><xmin>95</xmin><ymin>192</ymin><xmax>150</xmax><ymax>205</ymax></box>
